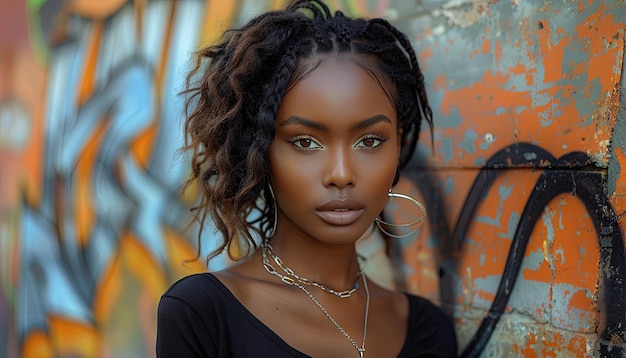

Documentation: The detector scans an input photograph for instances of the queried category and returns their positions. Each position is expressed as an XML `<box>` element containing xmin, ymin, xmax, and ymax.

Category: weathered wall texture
<box><xmin>0</xmin><ymin>0</ymin><xmax>624</xmax><ymax>357</ymax></box>
<box><xmin>397</xmin><ymin>1</ymin><xmax>626</xmax><ymax>356</ymax></box>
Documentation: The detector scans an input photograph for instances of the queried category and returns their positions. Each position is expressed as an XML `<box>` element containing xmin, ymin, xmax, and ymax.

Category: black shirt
<box><xmin>157</xmin><ymin>273</ymin><xmax>457</xmax><ymax>357</ymax></box>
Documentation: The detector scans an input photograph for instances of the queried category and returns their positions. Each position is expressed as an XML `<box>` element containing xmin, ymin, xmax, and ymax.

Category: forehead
<box><xmin>275</xmin><ymin>56</ymin><xmax>396</xmax><ymax>125</ymax></box>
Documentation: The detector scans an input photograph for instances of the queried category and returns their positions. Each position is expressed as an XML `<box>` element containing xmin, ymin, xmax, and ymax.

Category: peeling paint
<box><xmin>476</xmin><ymin>183</ymin><xmax>514</xmax><ymax>227</ymax></box>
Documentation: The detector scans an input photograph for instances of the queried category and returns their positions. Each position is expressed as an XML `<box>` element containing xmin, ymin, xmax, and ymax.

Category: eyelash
<box><xmin>287</xmin><ymin>134</ymin><xmax>388</xmax><ymax>150</ymax></box>
<box><xmin>355</xmin><ymin>134</ymin><xmax>387</xmax><ymax>149</ymax></box>
<box><xmin>288</xmin><ymin>135</ymin><xmax>322</xmax><ymax>150</ymax></box>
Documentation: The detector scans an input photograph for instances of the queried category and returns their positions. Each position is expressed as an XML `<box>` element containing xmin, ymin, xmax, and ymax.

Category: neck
<box><xmin>265</xmin><ymin>234</ymin><xmax>361</xmax><ymax>291</ymax></box>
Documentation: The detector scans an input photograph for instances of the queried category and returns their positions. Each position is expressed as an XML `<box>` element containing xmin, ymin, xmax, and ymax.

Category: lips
<box><xmin>315</xmin><ymin>198</ymin><xmax>365</xmax><ymax>226</ymax></box>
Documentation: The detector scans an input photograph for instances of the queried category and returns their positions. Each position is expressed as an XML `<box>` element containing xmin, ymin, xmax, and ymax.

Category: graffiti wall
<box><xmin>0</xmin><ymin>0</ymin><xmax>624</xmax><ymax>357</ymax></box>
<box><xmin>397</xmin><ymin>1</ymin><xmax>626</xmax><ymax>356</ymax></box>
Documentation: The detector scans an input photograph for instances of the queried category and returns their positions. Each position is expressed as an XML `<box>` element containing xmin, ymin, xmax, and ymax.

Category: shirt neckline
<box><xmin>204</xmin><ymin>272</ymin><xmax>415</xmax><ymax>357</ymax></box>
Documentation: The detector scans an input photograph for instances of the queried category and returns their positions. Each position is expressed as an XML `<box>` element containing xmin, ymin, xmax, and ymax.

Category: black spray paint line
<box><xmin>452</xmin><ymin>147</ymin><xmax>626</xmax><ymax>357</ymax></box>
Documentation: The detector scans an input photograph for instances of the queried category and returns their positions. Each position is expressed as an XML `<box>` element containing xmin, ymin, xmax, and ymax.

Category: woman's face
<box><xmin>268</xmin><ymin>56</ymin><xmax>399</xmax><ymax>245</ymax></box>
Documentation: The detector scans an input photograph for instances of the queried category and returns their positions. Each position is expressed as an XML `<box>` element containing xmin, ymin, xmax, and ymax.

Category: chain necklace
<box><xmin>261</xmin><ymin>242</ymin><xmax>370</xmax><ymax>357</ymax></box>
<box><xmin>263</xmin><ymin>242</ymin><xmax>359</xmax><ymax>298</ymax></box>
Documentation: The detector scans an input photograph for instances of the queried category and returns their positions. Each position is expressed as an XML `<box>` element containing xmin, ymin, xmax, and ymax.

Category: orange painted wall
<box><xmin>392</xmin><ymin>1</ymin><xmax>626</xmax><ymax>355</ymax></box>
<box><xmin>0</xmin><ymin>0</ymin><xmax>624</xmax><ymax>357</ymax></box>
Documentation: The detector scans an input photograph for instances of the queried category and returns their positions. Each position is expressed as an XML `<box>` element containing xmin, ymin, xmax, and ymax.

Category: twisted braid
<box><xmin>251</xmin><ymin>43</ymin><xmax>304</xmax><ymax>239</ymax></box>
<box><xmin>288</xmin><ymin>0</ymin><xmax>332</xmax><ymax>17</ymax></box>
<box><xmin>369</xmin><ymin>18</ymin><xmax>434</xmax><ymax>152</ymax></box>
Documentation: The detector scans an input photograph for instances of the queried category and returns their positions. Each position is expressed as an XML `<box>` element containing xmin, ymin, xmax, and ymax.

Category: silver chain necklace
<box><xmin>261</xmin><ymin>242</ymin><xmax>370</xmax><ymax>357</ymax></box>
<box><xmin>263</xmin><ymin>242</ymin><xmax>359</xmax><ymax>298</ymax></box>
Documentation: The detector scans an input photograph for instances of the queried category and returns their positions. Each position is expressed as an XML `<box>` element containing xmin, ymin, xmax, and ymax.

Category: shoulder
<box><xmin>157</xmin><ymin>270</ymin><xmax>310</xmax><ymax>358</ymax></box>
<box><xmin>162</xmin><ymin>273</ymin><xmax>222</xmax><ymax>300</ymax></box>
<box><xmin>159</xmin><ymin>273</ymin><xmax>234</xmax><ymax>320</ymax></box>
<box><xmin>403</xmin><ymin>294</ymin><xmax>458</xmax><ymax>358</ymax></box>
<box><xmin>406</xmin><ymin>294</ymin><xmax>452</xmax><ymax>325</ymax></box>
<box><xmin>160</xmin><ymin>253</ymin><xmax>272</xmax><ymax>318</ymax></box>
<box><xmin>157</xmin><ymin>273</ymin><xmax>230</xmax><ymax>357</ymax></box>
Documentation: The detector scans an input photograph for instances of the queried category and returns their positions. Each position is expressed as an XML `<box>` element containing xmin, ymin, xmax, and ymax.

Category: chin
<box><xmin>315</xmin><ymin>225</ymin><xmax>373</xmax><ymax>245</ymax></box>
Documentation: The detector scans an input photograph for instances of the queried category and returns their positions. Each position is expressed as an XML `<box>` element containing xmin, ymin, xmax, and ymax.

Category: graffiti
<box><xmin>4</xmin><ymin>1</ymin><xmax>211</xmax><ymax>356</ymax></box>
<box><xmin>387</xmin><ymin>145</ymin><xmax>626</xmax><ymax>356</ymax></box>
<box><xmin>1</xmin><ymin>0</ymin><xmax>625</xmax><ymax>357</ymax></box>
<box><xmin>432</xmin><ymin>144</ymin><xmax>625</xmax><ymax>356</ymax></box>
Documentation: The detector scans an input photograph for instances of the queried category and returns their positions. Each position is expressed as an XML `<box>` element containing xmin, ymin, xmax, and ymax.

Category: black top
<box><xmin>157</xmin><ymin>273</ymin><xmax>457</xmax><ymax>357</ymax></box>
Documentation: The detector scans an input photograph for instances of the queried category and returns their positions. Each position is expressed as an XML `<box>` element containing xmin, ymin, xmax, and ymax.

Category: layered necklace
<box><xmin>261</xmin><ymin>241</ymin><xmax>370</xmax><ymax>357</ymax></box>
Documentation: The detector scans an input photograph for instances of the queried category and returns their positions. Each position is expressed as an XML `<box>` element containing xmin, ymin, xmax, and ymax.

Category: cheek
<box><xmin>357</xmin><ymin>152</ymin><xmax>398</xmax><ymax>204</ymax></box>
<box><xmin>270</xmin><ymin>162</ymin><xmax>302</xmax><ymax>192</ymax></box>
<box><xmin>376</xmin><ymin>160</ymin><xmax>398</xmax><ymax>194</ymax></box>
<box><xmin>365</xmin><ymin>157</ymin><xmax>396</xmax><ymax>184</ymax></box>
<box><xmin>359</xmin><ymin>144</ymin><xmax>399</xmax><ymax>182</ymax></box>
<box><xmin>268</xmin><ymin>147</ymin><xmax>315</xmax><ymax>195</ymax></box>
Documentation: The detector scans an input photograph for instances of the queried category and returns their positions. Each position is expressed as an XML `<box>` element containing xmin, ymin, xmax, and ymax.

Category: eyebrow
<box><xmin>278</xmin><ymin>114</ymin><xmax>392</xmax><ymax>131</ymax></box>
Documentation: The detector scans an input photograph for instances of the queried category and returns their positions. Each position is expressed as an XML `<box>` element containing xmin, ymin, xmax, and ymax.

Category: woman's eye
<box><xmin>290</xmin><ymin>136</ymin><xmax>323</xmax><ymax>149</ymax></box>
<box><xmin>355</xmin><ymin>136</ymin><xmax>385</xmax><ymax>148</ymax></box>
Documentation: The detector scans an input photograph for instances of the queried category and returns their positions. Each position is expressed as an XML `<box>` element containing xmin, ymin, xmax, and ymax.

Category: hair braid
<box><xmin>368</xmin><ymin>18</ymin><xmax>434</xmax><ymax>150</ymax></box>
<box><xmin>288</xmin><ymin>0</ymin><xmax>332</xmax><ymax>17</ymax></box>
<box><xmin>250</xmin><ymin>43</ymin><xmax>304</xmax><ymax>239</ymax></box>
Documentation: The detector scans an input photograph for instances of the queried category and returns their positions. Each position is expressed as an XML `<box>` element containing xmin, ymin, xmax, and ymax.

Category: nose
<box><xmin>322</xmin><ymin>146</ymin><xmax>356</xmax><ymax>189</ymax></box>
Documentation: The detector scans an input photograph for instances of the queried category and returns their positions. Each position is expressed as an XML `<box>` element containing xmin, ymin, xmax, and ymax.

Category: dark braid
<box><xmin>288</xmin><ymin>2</ymin><xmax>329</xmax><ymax>18</ymax></box>
<box><xmin>182</xmin><ymin>0</ymin><xmax>433</xmax><ymax>263</ymax></box>
<box><xmin>369</xmin><ymin>18</ymin><xmax>434</xmax><ymax>155</ymax></box>
<box><xmin>288</xmin><ymin>0</ymin><xmax>332</xmax><ymax>17</ymax></box>
<box><xmin>252</xmin><ymin>43</ymin><xmax>305</xmax><ymax>238</ymax></box>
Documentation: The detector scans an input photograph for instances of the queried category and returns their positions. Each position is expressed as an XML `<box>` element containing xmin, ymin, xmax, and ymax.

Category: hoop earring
<box><xmin>266</xmin><ymin>184</ymin><xmax>277</xmax><ymax>238</ymax></box>
<box><xmin>375</xmin><ymin>190</ymin><xmax>426</xmax><ymax>239</ymax></box>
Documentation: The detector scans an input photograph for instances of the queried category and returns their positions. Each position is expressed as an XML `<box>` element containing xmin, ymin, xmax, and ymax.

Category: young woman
<box><xmin>157</xmin><ymin>0</ymin><xmax>457</xmax><ymax>356</ymax></box>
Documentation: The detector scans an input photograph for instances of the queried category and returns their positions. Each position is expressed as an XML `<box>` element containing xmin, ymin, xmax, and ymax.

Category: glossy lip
<box><xmin>315</xmin><ymin>198</ymin><xmax>365</xmax><ymax>226</ymax></box>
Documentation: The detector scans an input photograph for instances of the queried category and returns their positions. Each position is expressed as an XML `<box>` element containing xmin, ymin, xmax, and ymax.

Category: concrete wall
<box><xmin>0</xmin><ymin>0</ymin><xmax>624</xmax><ymax>356</ymax></box>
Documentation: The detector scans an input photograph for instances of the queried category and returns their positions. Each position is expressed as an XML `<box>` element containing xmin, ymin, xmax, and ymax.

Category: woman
<box><xmin>157</xmin><ymin>0</ymin><xmax>457</xmax><ymax>356</ymax></box>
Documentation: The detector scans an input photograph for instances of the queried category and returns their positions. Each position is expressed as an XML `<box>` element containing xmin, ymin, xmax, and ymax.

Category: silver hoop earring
<box><xmin>266</xmin><ymin>184</ymin><xmax>277</xmax><ymax>238</ymax></box>
<box><xmin>375</xmin><ymin>190</ymin><xmax>426</xmax><ymax>239</ymax></box>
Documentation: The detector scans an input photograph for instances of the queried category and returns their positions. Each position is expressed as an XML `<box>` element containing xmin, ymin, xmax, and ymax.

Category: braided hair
<box><xmin>183</xmin><ymin>0</ymin><xmax>433</xmax><ymax>263</ymax></box>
